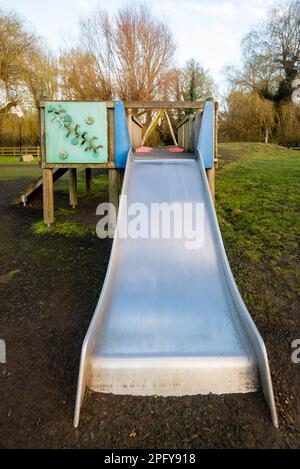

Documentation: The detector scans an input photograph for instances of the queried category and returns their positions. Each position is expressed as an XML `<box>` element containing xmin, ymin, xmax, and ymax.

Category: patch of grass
<box><xmin>0</xmin><ymin>269</ymin><xmax>21</xmax><ymax>285</ymax></box>
<box><xmin>0</xmin><ymin>156</ymin><xmax>40</xmax><ymax>164</ymax></box>
<box><xmin>32</xmin><ymin>220</ymin><xmax>94</xmax><ymax>238</ymax></box>
<box><xmin>216</xmin><ymin>143</ymin><xmax>300</xmax><ymax>322</ymax></box>
<box><xmin>0</xmin><ymin>167</ymin><xmax>42</xmax><ymax>180</ymax></box>
<box><xmin>54</xmin><ymin>208</ymin><xmax>74</xmax><ymax>217</ymax></box>
<box><xmin>55</xmin><ymin>171</ymin><xmax>109</xmax><ymax>198</ymax></box>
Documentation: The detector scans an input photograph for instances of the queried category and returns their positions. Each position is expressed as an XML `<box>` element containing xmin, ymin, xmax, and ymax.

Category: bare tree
<box><xmin>60</xmin><ymin>49</ymin><xmax>110</xmax><ymax>100</ymax></box>
<box><xmin>0</xmin><ymin>9</ymin><xmax>59</xmax><ymax>145</ymax></box>
<box><xmin>224</xmin><ymin>0</ymin><xmax>300</xmax><ymax>102</ymax></box>
<box><xmin>62</xmin><ymin>3</ymin><xmax>176</xmax><ymax>102</ymax></box>
<box><xmin>219</xmin><ymin>91</ymin><xmax>276</xmax><ymax>142</ymax></box>
<box><xmin>0</xmin><ymin>9</ymin><xmax>36</xmax><ymax>113</ymax></box>
<box><xmin>25</xmin><ymin>44</ymin><xmax>58</xmax><ymax>109</ymax></box>
<box><xmin>278</xmin><ymin>101</ymin><xmax>300</xmax><ymax>145</ymax></box>
<box><xmin>76</xmin><ymin>9</ymin><xmax>115</xmax><ymax>99</ymax></box>
<box><xmin>113</xmin><ymin>3</ymin><xmax>175</xmax><ymax>100</ymax></box>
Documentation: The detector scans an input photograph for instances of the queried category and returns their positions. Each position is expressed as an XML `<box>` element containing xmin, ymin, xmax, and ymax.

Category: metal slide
<box><xmin>74</xmin><ymin>103</ymin><xmax>278</xmax><ymax>428</ymax></box>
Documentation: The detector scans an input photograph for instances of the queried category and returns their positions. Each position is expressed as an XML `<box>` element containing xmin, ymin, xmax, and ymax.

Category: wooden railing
<box><xmin>0</xmin><ymin>146</ymin><xmax>40</xmax><ymax>158</ymax></box>
<box><xmin>177</xmin><ymin>112</ymin><xmax>202</xmax><ymax>153</ymax></box>
<box><xmin>127</xmin><ymin>114</ymin><xmax>143</xmax><ymax>151</ymax></box>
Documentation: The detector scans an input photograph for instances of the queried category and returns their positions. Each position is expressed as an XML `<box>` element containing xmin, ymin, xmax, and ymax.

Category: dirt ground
<box><xmin>0</xmin><ymin>168</ymin><xmax>299</xmax><ymax>448</ymax></box>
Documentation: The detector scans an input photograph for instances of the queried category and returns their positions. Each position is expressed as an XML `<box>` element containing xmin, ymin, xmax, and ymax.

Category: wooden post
<box><xmin>188</xmin><ymin>113</ymin><xmax>195</xmax><ymax>152</ymax></box>
<box><xmin>85</xmin><ymin>168</ymin><xmax>92</xmax><ymax>194</ymax></box>
<box><xmin>39</xmin><ymin>103</ymin><xmax>46</xmax><ymax>164</ymax></box>
<box><xmin>108</xmin><ymin>107</ymin><xmax>115</xmax><ymax>163</ymax></box>
<box><xmin>214</xmin><ymin>102</ymin><xmax>218</xmax><ymax>169</ymax></box>
<box><xmin>127</xmin><ymin>110</ymin><xmax>133</xmax><ymax>146</ymax></box>
<box><xmin>69</xmin><ymin>168</ymin><xmax>78</xmax><ymax>208</ymax></box>
<box><xmin>141</xmin><ymin>109</ymin><xmax>163</xmax><ymax>147</ymax></box>
<box><xmin>164</xmin><ymin>110</ymin><xmax>178</xmax><ymax>146</ymax></box>
<box><xmin>194</xmin><ymin>110</ymin><xmax>202</xmax><ymax>151</ymax></box>
<box><xmin>109</xmin><ymin>169</ymin><xmax>118</xmax><ymax>232</ymax></box>
<box><xmin>108</xmin><ymin>106</ymin><xmax>118</xmax><ymax>231</ymax></box>
<box><xmin>184</xmin><ymin>121</ymin><xmax>189</xmax><ymax>151</ymax></box>
<box><xmin>109</xmin><ymin>169</ymin><xmax>119</xmax><ymax>206</ymax></box>
<box><xmin>108</xmin><ymin>106</ymin><xmax>117</xmax><ymax>204</ymax></box>
<box><xmin>206</xmin><ymin>102</ymin><xmax>218</xmax><ymax>202</ymax></box>
<box><xmin>40</xmin><ymin>101</ymin><xmax>55</xmax><ymax>223</ymax></box>
<box><xmin>43</xmin><ymin>168</ymin><xmax>54</xmax><ymax>225</ymax></box>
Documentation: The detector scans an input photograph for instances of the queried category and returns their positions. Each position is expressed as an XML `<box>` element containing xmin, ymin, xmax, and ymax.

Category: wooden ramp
<box><xmin>11</xmin><ymin>168</ymin><xmax>68</xmax><ymax>206</ymax></box>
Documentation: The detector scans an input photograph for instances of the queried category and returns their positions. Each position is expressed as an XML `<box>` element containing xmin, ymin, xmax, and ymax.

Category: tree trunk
<box><xmin>265</xmin><ymin>128</ymin><xmax>269</xmax><ymax>144</ymax></box>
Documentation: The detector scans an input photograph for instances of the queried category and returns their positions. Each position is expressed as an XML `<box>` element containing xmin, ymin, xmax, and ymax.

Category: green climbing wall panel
<box><xmin>45</xmin><ymin>101</ymin><xmax>108</xmax><ymax>164</ymax></box>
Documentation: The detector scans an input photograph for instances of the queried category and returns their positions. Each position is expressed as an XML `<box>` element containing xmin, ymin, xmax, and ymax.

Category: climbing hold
<box><xmin>71</xmin><ymin>138</ymin><xmax>79</xmax><ymax>145</ymax></box>
<box><xmin>85</xmin><ymin>116</ymin><xmax>94</xmax><ymax>125</ymax></box>
<box><xmin>64</xmin><ymin>114</ymin><xmax>72</xmax><ymax>123</ymax></box>
<box><xmin>59</xmin><ymin>151</ymin><xmax>68</xmax><ymax>159</ymax></box>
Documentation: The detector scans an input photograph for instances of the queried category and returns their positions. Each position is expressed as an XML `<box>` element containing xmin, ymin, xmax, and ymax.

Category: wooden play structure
<box><xmin>11</xmin><ymin>97</ymin><xmax>278</xmax><ymax>428</ymax></box>
<box><xmin>72</xmin><ymin>99</ymin><xmax>278</xmax><ymax>428</ymax></box>
<box><xmin>13</xmin><ymin>100</ymin><xmax>218</xmax><ymax>223</ymax></box>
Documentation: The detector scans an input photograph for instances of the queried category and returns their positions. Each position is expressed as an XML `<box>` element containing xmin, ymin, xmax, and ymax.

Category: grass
<box><xmin>0</xmin><ymin>156</ymin><xmax>40</xmax><ymax>164</ymax></box>
<box><xmin>0</xmin><ymin>155</ymin><xmax>41</xmax><ymax>179</ymax></box>
<box><xmin>32</xmin><ymin>220</ymin><xmax>95</xmax><ymax>238</ymax></box>
<box><xmin>216</xmin><ymin>142</ymin><xmax>300</xmax><ymax>320</ymax></box>
<box><xmin>0</xmin><ymin>167</ymin><xmax>42</xmax><ymax>180</ymax></box>
<box><xmin>55</xmin><ymin>171</ymin><xmax>109</xmax><ymax>198</ymax></box>
<box><xmin>31</xmin><ymin>172</ymin><xmax>109</xmax><ymax>238</ymax></box>
<box><xmin>216</xmin><ymin>143</ymin><xmax>300</xmax><ymax>255</ymax></box>
<box><xmin>0</xmin><ymin>269</ymin><xmax>21</xmax><ymax>285</ymax></box>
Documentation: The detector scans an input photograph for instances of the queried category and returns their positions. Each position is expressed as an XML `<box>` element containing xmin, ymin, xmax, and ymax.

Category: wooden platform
<box><xmin>134</xmin><ymin>146</ymin><xmax>195</xmax><ymax>159</ymax></box>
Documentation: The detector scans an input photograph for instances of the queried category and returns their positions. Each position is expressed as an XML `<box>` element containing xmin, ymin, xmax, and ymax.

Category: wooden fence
<box><xmin>0</xmin><ymin>146</ymin><xmax>40</xmax><ymax>158</ymax></box>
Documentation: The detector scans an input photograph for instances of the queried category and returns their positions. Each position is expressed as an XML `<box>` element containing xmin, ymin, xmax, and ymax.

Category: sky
<box><xmin>2</xmin><ymin>0</ymin><xmax>278</xmax><ymax>92</ymax></box>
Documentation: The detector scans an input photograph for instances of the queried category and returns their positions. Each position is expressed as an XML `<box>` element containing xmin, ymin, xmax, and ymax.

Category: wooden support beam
<box><xmin>69</xmin><ymin>168</ymin><xmax>78</xmax><ymax>208</ymax></box>
<box><xmin>164</xmin><ymin>110</ymin><xmax>178</xmax><ymax>146</ymax></box>
<box><xmin>85</xmin><ymin>168</ymin><xmax>92</xmax><ymax>195</ymax></box>
<box><xmin>41</xmin><ymin>100</ymin><xmax>206</xmax><ymax>110</ymax></box>
<box><xmin>194</xmin><ymin>110</ymin><xmax>202</xmax><ymax>151</ymax></box>
<box><xmin>214</xmin><ymin>102</ymin><xmax>219</xmax><ymax>169</ymax></box>
<box><xmin>108</xmin><ymin>107</ymin><xmax>115</xmax><ymax>163</ymax></box>
<box><xmin>12</xmin><ymin>168</ymin><xmax>68</xmax><ymax>207</ymax></box>
<box><xmin>141</xmin><ymin>109</ymin><xmax>164</xmax><ymax>146</ymax></box>
<box><xmin>39</xmin><ymin>105</ymin><xmax>46</xmax><ymax>164</ymax></box>
<box><xmin>109</xmin><ymin>169</ymin><xmax>118</xmax><ymax>232</ymax></box>
<box><xmin>43</xmin><ymin>168</ymin><xmax>54</xmax><ymax>225</ymax></box>
<box><xmin>42</xmin><ymin>162</ymin><xmax>116</xmax><ymax>169</ymax></box>
<box><xmin>124</xmin><ymin>101</ymin><xmax>205</xmax><ymax>110</ymax></box>
<box><xmin>205</xmin><ymin>104</ymin><xmax>217</xmax><ymax>201</ymax></box>
<box><xmin>109</xmin><ymin>169</ymin><xmax>119</xmax><ymax>208</ymax></box>
<box><xmin>127</xmin><ymin>110</ymin><xmax>133</xmax><ymax>144</ymax></box>
<box><xmin>188</xmin><ymin>114</ymin><xmax>195</xmax><ymax>152</ymax></box>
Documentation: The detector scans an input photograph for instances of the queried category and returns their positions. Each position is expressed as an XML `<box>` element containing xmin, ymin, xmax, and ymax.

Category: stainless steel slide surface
<box><xmin>74</xmin><ymin>149</ymin><xmax>278</xmax><ymax>428</ymax></box>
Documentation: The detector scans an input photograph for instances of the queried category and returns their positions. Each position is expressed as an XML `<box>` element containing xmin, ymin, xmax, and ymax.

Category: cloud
<box><xmin>180</xmin><ymin>1</ymin><xmax>238</xmax><ymax>19</ymax></box>
<box><xmin>161</xmin><ymin>0</ymin><xmax>276</xmax><ymax>22</ymax></box>
<box><xmin>241</xmin><ymin>0</ymin><xmax>276</xmax><ymax>20</ymax></box>
<box><xmin>154</xmin><ymin>0</ymin><xmax>278</xmax><ymax>93</ymax></box>
<box><xmin>76</xmin><ymin>0</ymin><xmax>93</xmax><ymax>11</ymax></box>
